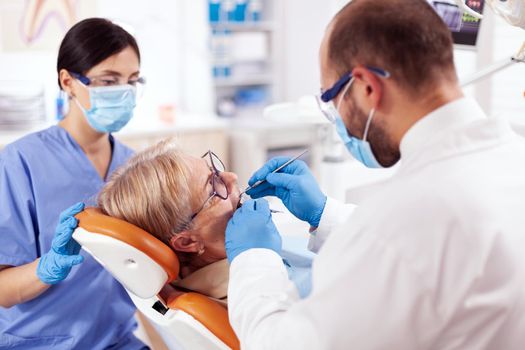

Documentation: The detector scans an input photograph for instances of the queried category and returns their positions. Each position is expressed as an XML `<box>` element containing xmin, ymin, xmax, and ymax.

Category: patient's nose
<box><xmin>220</xmin><ymin>172</ymin><xmax>238</xmax><ymax>192</ymax></box>
<box><xmin>221</xmin><ymin>171</ymin><xmax>238</xmax><ymax>184</ymax></box>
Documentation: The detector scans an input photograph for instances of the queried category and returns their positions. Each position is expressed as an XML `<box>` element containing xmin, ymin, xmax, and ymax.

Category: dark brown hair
<box><xmin>57</xmin><ymin>18</ymin><xmax>140</xmax><ymax>89</ymax></box>
<box><xmin>328</xmin><ymin>0</ymin><xmax>457</xmax><ymax>94</ymax></box>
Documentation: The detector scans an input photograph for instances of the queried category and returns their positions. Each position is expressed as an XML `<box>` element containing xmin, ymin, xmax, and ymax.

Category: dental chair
<box><xmin>72</xmin><ymin>208</ymin><xmax>240</xmax><ymax>350</ymax></box>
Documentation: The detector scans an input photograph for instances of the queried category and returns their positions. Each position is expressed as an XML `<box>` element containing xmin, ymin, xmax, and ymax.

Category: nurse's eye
<box><xmin>90</xmin><ymin>76</ymin><xmax>119</xmax><ymax>87</ymax></box>
<box><xmin>100</xmin><ymin>78</ymin><xmax>119</xmax><ymax>86</ymax></box>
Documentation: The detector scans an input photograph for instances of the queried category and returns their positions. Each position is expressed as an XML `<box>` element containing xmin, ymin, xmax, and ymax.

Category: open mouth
<box><xmin>236</xmin><ymin>194</ymin><xmax>244</xmax><ymax>209</ymax></box>
<box><xmin>234</xmin><ymin>194</ymin><xmax>283</xmax><ymax>214</ymax></box>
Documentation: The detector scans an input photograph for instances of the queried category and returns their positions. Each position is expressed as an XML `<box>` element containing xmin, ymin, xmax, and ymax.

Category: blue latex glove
<box><xmin>225</xmin><ymin>198</ymin><xmax>282</xmax><ymax>263</ymax></box>
<box><xmin>247</xmin><ymin>157</ymin><xmax>327</xmax><ymax>227</ymax></box>
<box><xmin>37</xmin><ymin>202</ymin><xmax>85</xmax><ymax>285</ymax></box>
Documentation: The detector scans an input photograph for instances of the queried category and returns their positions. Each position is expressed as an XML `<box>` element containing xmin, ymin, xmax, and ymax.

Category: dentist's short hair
<box><xmin>328</xmin><ymin>0</ymin><xmax>457</xmax><ymax>94</ymax></box>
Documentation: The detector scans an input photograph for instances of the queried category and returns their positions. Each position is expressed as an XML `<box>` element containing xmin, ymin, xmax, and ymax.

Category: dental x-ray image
<box><xmin>429</xmin><ymin>0</ymin><xmax>485</xmax><ymax>47</ymax></box>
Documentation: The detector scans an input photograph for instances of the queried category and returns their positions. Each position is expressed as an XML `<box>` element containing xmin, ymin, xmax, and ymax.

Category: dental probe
<box><xmin>241</xmin><ymin>148</ymin><xmax>309</xmax><ymax>195</ymax></box>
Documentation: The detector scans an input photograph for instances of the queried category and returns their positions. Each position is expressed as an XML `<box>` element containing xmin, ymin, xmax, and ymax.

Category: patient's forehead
<box><xmin>184</xmin><ymin>155</ymin><xmax>211</xmax><ymax>193</ymax></box>
<box><xmin>185</xmin><ymin>155</ymin><xmax>209</xmax><ymax>173</ymax></box>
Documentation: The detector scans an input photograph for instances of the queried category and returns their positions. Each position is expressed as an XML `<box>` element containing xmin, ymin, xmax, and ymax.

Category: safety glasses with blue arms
<box><xmin>70</xmin><ymin>72</ymin><xmax>147</xmax><ymax>87</ymax></box>
<box><xmin>70</xmin><ymin>71</ymin><xmax>147</xmax><ymax>98</ymax></box>
<box><xmin>316</xmin><ymin>66</ymin><xmax>391</xmax><ymax>123</ymax></box>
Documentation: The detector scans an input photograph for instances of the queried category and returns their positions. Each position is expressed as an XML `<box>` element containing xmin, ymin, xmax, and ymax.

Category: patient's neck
<box><xmin>179</xmin><ymin>252</ymin><xmax>224</xmax><ymax>278</ymax></box>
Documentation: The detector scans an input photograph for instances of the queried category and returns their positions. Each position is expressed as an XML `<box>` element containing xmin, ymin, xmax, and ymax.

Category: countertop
<box><xmin>0</xmin><ymin>112</ymin><xmax>330</xmax><ymax>148</ymax></box>
<box><xmin>0</xmin><ymin>115</ymin><xmax>229</xmax><ymax>147</ymax></box>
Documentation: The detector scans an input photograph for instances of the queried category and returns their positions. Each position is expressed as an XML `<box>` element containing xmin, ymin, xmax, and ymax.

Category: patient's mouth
<box><xmin>235</xmin><ymin>194</ymin><xmax>283</xmax><ymax>214</ymax></box>
<box><xmin>236</xmin><ymin>194</ymin><xmax>244</xmax><ymax>209</ymax></box>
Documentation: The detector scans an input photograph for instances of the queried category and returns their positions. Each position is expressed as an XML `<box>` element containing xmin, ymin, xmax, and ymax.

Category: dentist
<box><xmin>0</xmin><ymin>18</ymin><xmax>146</xmax><ymax>349</ymax></box>
<box><xmin>225</xmin><ymin>0</ymin><xmax>525</xmax><ymax>349</ymax></box>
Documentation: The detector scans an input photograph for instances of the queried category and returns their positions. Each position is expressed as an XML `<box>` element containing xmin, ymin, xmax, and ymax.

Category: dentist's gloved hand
<box><xmin>247</xmin><ymin>157</ymin><xmax>327</xmax><ymax>227</ymax></box>
<box><xmin>226</xmin><ymin>199</ymin><xmax>282</xmax><ymax>263</ymax></box>
<box><xmin>37</xmin><ymin>202</ymin><xmax>85</xmax><ymax>285</ymax></box>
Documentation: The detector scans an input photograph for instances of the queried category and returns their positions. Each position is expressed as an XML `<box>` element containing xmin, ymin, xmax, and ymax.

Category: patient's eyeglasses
<box><xmin>190</xmin><ymin>150</ymin><xmax>229</xmax><ymax>220</ymax></box>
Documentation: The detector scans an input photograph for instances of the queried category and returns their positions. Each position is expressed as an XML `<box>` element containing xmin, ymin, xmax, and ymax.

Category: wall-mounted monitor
<box><xmin>428</xmin><ymin>0</ymin><xmax>485</xmax><ymax>48</ymax></box>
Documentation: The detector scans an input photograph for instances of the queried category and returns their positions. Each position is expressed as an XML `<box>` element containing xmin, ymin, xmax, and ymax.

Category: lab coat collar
<box><xmin>399</xmin><ymin>97</ymin><xmax>486</xmax><ymax>160</ymax></box>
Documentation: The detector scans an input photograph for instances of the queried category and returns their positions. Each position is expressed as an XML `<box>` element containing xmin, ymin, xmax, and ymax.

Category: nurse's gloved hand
<box><xmin>36</xmin><ymin>202</ymin><xmax>85</xmax><ymax>285</ymax></box>
<box><xmin>247</xmin><ymin>157</ymin><xmax>327</xmax><ymax>227</ymax></box>
<box><xmin>226</xmin><ymin>199</ymin><xmax>282</xmax><ymax>263</ymax></box>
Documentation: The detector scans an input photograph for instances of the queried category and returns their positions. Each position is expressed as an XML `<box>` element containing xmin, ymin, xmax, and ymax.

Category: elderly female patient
<box><xmin>97</xmin><ymin>140</ymin><xmax>311</xmax><ymax>302</ymax></box>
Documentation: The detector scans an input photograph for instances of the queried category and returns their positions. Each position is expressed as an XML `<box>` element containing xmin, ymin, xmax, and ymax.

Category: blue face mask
<box><xmin>334</xmin><ymin>113</ymin><xmax>382</xmax><ymax>168</ymax></box>
<box><xmin>74</xmin><ymin>84</ymin><xmax>136</xmax><ymax>133</ymax></box>
<box><xmin>334</xmin><ymin>80</ymin><xmax>383</xmax><ymax>168</ymax></box>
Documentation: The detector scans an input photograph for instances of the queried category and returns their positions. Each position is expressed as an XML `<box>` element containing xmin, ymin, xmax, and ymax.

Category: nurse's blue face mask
<box><xmin>315</xmin><ymin>66</ymin><xmax>390</xmax><ymax>168</ymax></box>
<box><xmin>70</xmin><ymin>72</ymin><xmax>144</xmax><ymax>133</ymax></box>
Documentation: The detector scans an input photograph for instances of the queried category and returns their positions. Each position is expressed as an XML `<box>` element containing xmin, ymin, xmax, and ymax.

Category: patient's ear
<box><xmin>169</xmin><ymin>231</ymin><xmax>203</xmax><ymax>253</ymax></box>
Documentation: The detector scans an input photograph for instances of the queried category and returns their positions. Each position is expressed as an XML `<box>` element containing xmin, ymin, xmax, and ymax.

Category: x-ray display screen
<box><xmin>429</xmin><ymin>0</ymin><xmax>484</xmax><ymax>47</ymax></box>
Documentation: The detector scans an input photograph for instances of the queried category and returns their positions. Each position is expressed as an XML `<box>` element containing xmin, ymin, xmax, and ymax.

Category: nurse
<box><xmin>0</xmin><ymin>18</ymin><xmax>146</xmax><ymax>349</ymax></box>
<box><xmin>225</xmin><ymin>0</ymin><xmax>525</xmax><ymax>349</ymax></box>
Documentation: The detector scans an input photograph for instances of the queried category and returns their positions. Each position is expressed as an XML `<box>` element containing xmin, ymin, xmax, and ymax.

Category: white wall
<box><xmin>280</xmin><ymin>0</ymin><xmax>334</xmax><ymax>102</ymax></box>
<box><xmin>97</xmin><ymin>0</ymin><xmax>215</xmax><ymax>119</ymax></box>
<box><xmin>96</xmin><ymin>0</ymin><xmax>184</xmax><ymax>115</ymax></box>
<box><xmin>280</xmin><ymin>0</ymin><xmax>352</xmax><ymax>102</ymax></box>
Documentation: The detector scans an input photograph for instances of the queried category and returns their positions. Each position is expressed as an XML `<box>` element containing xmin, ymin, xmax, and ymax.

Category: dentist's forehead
<box><xmin>319</xmin><ymin>21</ymin><xmax>340</xmax><ymax>89</ymax></box>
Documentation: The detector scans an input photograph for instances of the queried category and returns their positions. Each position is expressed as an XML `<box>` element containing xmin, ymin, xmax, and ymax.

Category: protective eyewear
<box><xmin>70</xmin><ymin>72</ymin><xmax>146</xmax><ymax>97</ymax></box>
<box><xmin>315</xmin><ymin>66</ymin><xmax>390</xmax><ymax>123</ymax></box>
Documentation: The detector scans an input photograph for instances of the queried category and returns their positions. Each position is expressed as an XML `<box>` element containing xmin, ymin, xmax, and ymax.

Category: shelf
<box><xmin>210</xmin><ymin>22</ymin><xmax>275</xmax><ymax>32</ymax></box>
<box><xmin>213</xmin><ymin>74</ymin><xmax>273</xmax><ymax>87</ymax></box>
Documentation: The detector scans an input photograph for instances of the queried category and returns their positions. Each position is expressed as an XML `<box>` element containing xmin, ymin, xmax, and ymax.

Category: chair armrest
<box><xmin>167</xmin><ymin>292</ymin><xmax>240</xmax><ymax>350</ymax></box>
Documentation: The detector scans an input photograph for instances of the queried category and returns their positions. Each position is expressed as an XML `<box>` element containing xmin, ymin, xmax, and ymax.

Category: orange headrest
<box><xmin>75</xmin><ymin>207</ymin><xmax>180</xmax><ymax>282</ymax></box>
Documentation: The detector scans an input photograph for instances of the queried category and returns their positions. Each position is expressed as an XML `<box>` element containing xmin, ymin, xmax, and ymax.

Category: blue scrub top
<box><xmin>0</xmin><ymin>126</ymin><xmax>145</xmax><ymax>349</ymax></box>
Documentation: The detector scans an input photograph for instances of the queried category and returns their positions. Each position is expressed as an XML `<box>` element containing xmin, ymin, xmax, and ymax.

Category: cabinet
<box><xmin>208</xmin><ymin>0</ymin><xmax>284</xmax><ymax>118</ymax></box>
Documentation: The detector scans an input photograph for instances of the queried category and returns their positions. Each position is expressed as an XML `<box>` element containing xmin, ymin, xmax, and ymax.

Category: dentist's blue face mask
<box><xmin>317</xmin><ymin>66</ymin><xmax>391</xmax><ymax>168</ymax></box>
<box><xmin>332</xmin><ymin>79</ymin><xmax>383</xmax><ymax>168</ymax></box>
<box><xmin>74</xmin><ymin>83</ymin><xmax>136</xmax><ymax>133</ymax></box>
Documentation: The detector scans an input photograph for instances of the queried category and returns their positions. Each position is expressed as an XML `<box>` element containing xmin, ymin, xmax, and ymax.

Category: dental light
<box><xmin>488</xmin><ymin>0</ymin><xmax>525</xmax><ymax>29</ymax></box>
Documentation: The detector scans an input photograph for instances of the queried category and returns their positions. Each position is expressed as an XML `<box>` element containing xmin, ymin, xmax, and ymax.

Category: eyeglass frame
<box><xmin>70</xmin><ymin>71</ymin><xmax>146</xmax><ymax>87</ymax></box>
<box><xmin>190</xmin><ymin>150</ymin><xmax>229</xmax><ymax>221</ymax></box>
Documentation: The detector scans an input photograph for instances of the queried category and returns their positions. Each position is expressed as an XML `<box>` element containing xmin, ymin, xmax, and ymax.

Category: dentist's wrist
<box><xmin>308</xmin><ymin>195</ymin><xmax>327</xmax><ymax>227</ymax></box>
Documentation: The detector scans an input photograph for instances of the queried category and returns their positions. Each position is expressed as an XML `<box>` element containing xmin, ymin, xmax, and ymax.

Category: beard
<box><xmin>345</xmin><ymin>96</ymin><xmax>401</xmax><ymax>167</ymax></box>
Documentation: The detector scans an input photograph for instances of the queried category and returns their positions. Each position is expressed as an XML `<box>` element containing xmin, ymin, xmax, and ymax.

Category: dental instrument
<box><xmin>241</xmin><ymin>148</ymin><xmax>309</xmax><ymax>195</ymax></box>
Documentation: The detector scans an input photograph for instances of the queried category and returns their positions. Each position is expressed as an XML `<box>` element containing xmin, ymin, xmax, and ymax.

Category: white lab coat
<box><xmin>228</xmin><ymin>97</ymin><xmax>525</xmax><ymax>350</ymax></box>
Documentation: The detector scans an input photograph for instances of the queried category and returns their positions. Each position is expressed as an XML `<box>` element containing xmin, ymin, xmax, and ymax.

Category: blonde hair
<box><xmin>98</xmin><ymin>139</ymin><xmax>193</xmax><ymax>246</ymax></box>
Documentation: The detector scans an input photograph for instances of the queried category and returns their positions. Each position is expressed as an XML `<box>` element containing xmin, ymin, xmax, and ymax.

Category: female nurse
<box><xmin>0</xmin><ymin>18</ymin><xmax>147</xmax><ymax>349</ymax></box>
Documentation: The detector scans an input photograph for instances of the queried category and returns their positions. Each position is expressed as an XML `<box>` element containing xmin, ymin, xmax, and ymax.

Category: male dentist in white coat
<box><xmin>224</xmin><ymin>0</ymin><xmax>525</xmax><ymax>349</ymax></box>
